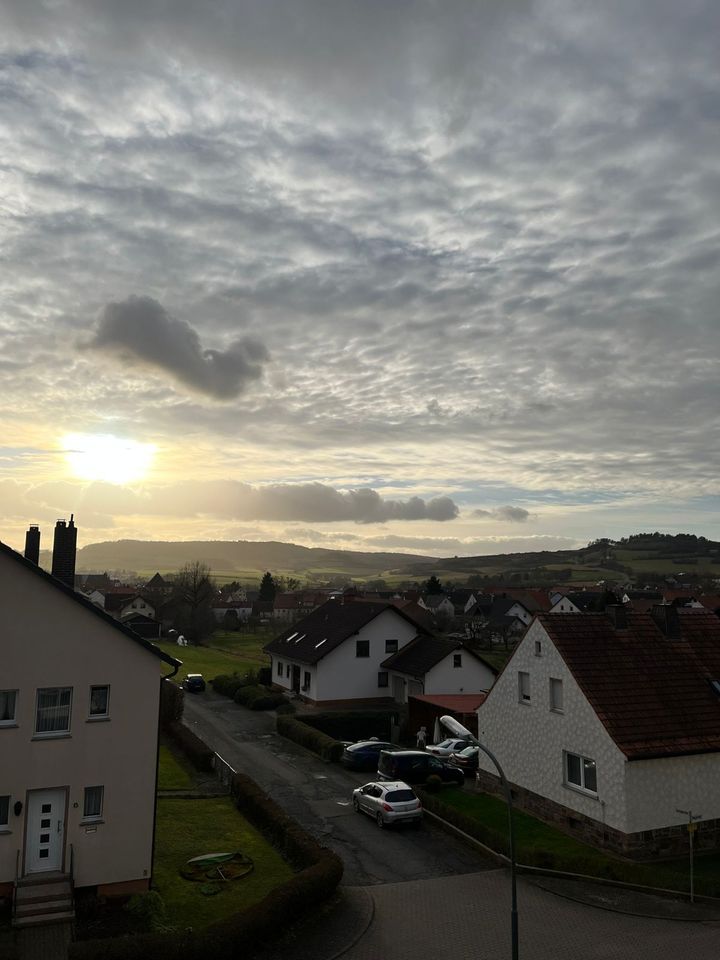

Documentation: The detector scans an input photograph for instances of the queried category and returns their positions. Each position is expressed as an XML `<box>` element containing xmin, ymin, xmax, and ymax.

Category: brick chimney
<box><xmin>605</xmin><ymin>604</ymin><xmax>628</xmax><ymax>630</ymax></box>
<box><xmin>651</xmin><ymin>604</ymin><xmax>681</xmax><ymax>640</ymax></box>
<box><xmin>51</xmin><ymin>514</ymin><xmax>77</xmax><ymax>589</ymax></box>
<box><xmin>24</xmin><ymin>525</ymin><xmax>40</xmax><ymax>565</ymax></box>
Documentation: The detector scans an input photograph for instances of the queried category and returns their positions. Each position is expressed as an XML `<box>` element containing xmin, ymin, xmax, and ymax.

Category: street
<box><xmin>183</xmin><ymin>691</ymin><xmax>720</xmax><ymax>959</ymax></box>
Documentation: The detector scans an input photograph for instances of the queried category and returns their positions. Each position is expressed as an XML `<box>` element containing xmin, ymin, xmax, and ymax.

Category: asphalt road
<box><xmin>183</xmin><ymin>689</ymin><xmax>495</xmax><ymax>885</ymax></box>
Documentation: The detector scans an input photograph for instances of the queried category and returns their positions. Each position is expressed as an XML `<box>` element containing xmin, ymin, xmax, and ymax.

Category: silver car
<box><xmin>425</xmin><ymin>737</ymin><xmax>469</xmax><ymax>758</ymax></box>
<box><xmin>352</xmin><ymin>780</ymin><xmax>422</xmax><ymax>828</ymax></box>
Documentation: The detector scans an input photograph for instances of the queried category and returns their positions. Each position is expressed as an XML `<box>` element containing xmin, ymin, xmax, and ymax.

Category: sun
<box><xmin>62</xmin><ymin>433</ymin><xmax>156</xmax><ymax>484</ymax></box>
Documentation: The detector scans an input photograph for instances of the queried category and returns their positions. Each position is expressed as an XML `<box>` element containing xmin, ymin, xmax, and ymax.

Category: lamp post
<box><xmin>440</xmin><ymin>716</ymin><xmax>519</xmax><ymax>960</ymax></box>
<box><xmin>676</xmin><ymin>808</ymin><xmax>702</xmax><ymax>903</ymax></box>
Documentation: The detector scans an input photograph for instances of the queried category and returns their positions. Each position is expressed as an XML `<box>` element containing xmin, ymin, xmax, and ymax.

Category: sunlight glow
<box><xmin>62</xmin><ymin>433</ymin><xmax>156</xmax><ymax>484</ymax></box>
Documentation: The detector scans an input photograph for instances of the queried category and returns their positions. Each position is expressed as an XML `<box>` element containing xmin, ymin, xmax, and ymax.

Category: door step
<box><xmin>13</xmin><ymin>876</ymin><xmax>74</xmax><ymax>927</ymax></box>
<box><xmin>13</xmin><ymin>909</ymin><xmax>75</xmax><ymax>928</ymax></box>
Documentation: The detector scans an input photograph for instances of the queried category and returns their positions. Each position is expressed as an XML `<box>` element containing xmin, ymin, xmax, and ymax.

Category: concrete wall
<box><xmin>0</xmin><ymin>552</ymin><xmax>166</xmax><ymax>890</ymax></box>
<box><xmin>624</xmin><ymin>752</ymin><xmax>720</xmax><ymax>833</ymax></box>
<box><xmin>425</xmin><ymin>652</ymin><xmax>495</xmax><ymax>695</ymax></box>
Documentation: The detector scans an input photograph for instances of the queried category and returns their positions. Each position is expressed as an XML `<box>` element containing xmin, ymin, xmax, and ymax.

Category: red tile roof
<box><xmin>538</xmin><ymin>610</ymin><xmax>720</xmax><ymax>760</ymax></box>
<box><xmin>411</xmin><ymin>693</ymin><xmax>487</xmax><ymax>713</ymax></box>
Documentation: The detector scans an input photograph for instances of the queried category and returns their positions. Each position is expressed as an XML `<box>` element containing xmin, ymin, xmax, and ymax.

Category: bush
<box><xmin>276</xmin><ymin>716</ymin><xmax>344</xmax><ymax>762</ymax></box>
<box><xmin>159</xmin><ymin>679</ymin><xmax>184</xmax><ymax>729</ymax></box>
<box><xmin>276</xmin><ymin>701</ymin><xmax>296</xmax><ymax>715</ymax></box>
<box><xmin>123</xmin><ymin>891</ymin><xmax>168</xmax><ymax>932</ymax></box>
<box><xmin>233</xmin><ymin>685</ymin><xmax>285</xmax><ymax>710</ymax></box>
<box><xmin>424</xmin><ymin>775</ymin><xmax>442</xmax><ymax>793</ymax></box>
<box><xmin>301</xmin><ymin>710</ymin><xmax>397</xmax><ymax>742</ymax></box>
<box><xmin>257</xmin><ymin>666</ymin><xmax>272</xmax><ymax>686</ymax></box>
<box><xmin>165</xmin><ymin>722</ymin><xmax>214</xmax><ymax>773</ymax></box>
<box><xmin>211</xmin><ymin>673</ymin><xmax>245</xmax><ymax>699</ymax></box>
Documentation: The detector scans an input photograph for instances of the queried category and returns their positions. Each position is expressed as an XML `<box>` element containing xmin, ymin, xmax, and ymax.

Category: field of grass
<box><xmin>157</xmin><ymin>745</ymin><xmax>196</xmax><ymax>791</ymax></box>
<box><xmin>476</xmin><ymin>647</ymin><xmax>516</xmax><ymax>672</ymax></box>
<box><xmin>158</xmin><ymin>636</ymin><xmax>269</xmax><ymax>683</ymax></box>
<box><xmin>153</xmin><ymin>797</ymin><xmax>293</xmax><ymax>929</ymax></box>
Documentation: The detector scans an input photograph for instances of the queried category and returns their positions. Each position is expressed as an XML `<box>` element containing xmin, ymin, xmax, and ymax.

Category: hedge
<box><xmin>234</xmin><ymin>684</ymin><xmax>286</xmax><ymax>710</ymax></box>
<box><xmin>276</xmin><ymin>715</ymin><xmax>344</xmax><ymax>763</ymax></box>
<box><xmin>159</xmin><ymin>678</ymin><xmax>184</xmax><ymax>730</ymax></box>
<box><xmin>69</xmin><ymin>761</ymin><xmax>343</xmax><ymax>959</ymax></box>
<box><xmin>164</xmin><ymin>721</ymin><xmax>214</xmax><ymax>773</ymax></box>
<box><xmin>300</xmin><ymin>710</ymin><xmax>397</xmax><ymax>742</ymax></box>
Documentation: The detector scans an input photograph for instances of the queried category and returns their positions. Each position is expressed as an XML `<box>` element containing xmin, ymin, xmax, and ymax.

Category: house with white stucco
<box><xmin>475</xmin><ymin>606</ymin><xmax>720</xmax><ymax>859</ymax></box>
<box><xmin>265</xmin><ymin>598</ymin><xmax>488</xmax><ymax>706</ymax></box>
<box><xmin>0</xmin><ymin>539</ymin><xmax>181</xmax><ymax>923</ymax></box>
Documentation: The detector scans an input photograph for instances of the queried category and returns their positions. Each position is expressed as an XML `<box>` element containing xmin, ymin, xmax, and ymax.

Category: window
<box><xmin>518</xmin><ymin>672</ymin><xmax>531</xmax><ymax>703</ymax></box>
<box><xmin>83</xmin><ymin>786</ymin><xmax>104</xmax><ymax>820</ymax></box>
<box><xmin>453</xmin><ymin>654</ymin><xmax>462</xmax><ymax>668</ymax></box>
<box><xmin>534</xmin><ymin>640</ymin><xmax>542</xmax><ymax>656</ymax></box>
<box><xmin>89</xmin><ymin>685</ymin><xmax>109</xmax><ymax>719</ymax></box>
<box><xmin>286</xmin><ymin>664</ymin><xmax>291</xmax><ymax>678</ymax></box>
<box><xmin>35</xmin><ymin>687</ymin><xmax>72</xmax><ymax>735</ymax></box>
<box><xmin>277</xmin><ymin>661</ymin><xmax>283</xmax><ymax>677</ymax></box>
<box><xmin>302</xmin><ymin>672</ymin><xmax>311</xmax><ymax>691</ymax></box>
<box><xmin>565</xmin><ymin>752</ymin><xmax>597</xmax><ymax>794</ymax></box>
<box><xmin>378</xmin><ymin>672</ymin><xmax>389</xmax><ymax>688</ymax></box>
<box><xmin>0</xmin><ymin>690</ymin><xmax>17</xmax><ymax>726</ymax></box>
<box><xmin>0</xmin><ymin>796</ymin><xmax>9</xmax><ymax>829</ymax></box>
<box><xmin>356</xmin><ymin>639</ymin><xmax>369</xmax><ymax>658</ymax></box>
<box><xmin>385</xmin><ymin>639</ymin><xmax>398</xmax><ymax>654</ymax></box>
<box><xmin>549</xmin><ymin>678</ymin><xmax>564</xmax><ymax>712</ymax></box>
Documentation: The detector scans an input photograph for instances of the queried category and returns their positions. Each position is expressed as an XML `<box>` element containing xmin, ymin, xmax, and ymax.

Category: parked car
<box><xmin>352</xmin><ymin>780</ymin><xmax>422</xmax><ymax>828</ymax></box>
<box><xmin>448</xmin><ymin>745</ymin><xmax>479</xmax><ymax>776</ymax></box>
<box><xmin>425</xmin><ymin>737</ymin><xmax>470</xmax><ymax>758</ymax></box>
<box><xmin>342</xmin><ymin>740</ymin><xmax>401</xmax><ymax>771</ymax></box>
<box><xmin>181</xmin><ymin>673</ymin><xmax>206</xmax><ymax>692</ymax></box>
<box><xmin>377</xmin><ymin>750</ymin><xmax>464</xmax><ymax>786</ymax></box>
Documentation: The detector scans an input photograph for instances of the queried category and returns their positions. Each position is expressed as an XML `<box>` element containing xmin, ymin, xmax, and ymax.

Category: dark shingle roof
<box><xmin>538</xmin><ymin>610</ymin><xmax>720</xmax><ymax>760</ymax></box>
<box><xmin>0</xmin><ymin>541</ymin><xmax>180</xmax><ymax>669</ymax></box>
<box><xmin>382</xmin><ymin>636</ymin><xmax>498</xmax><ymax>678</ymax></box>
<box><xmin>264</xmin><ymin>599</ymin><xmax>427</xmax><ymax>665</ymax></box>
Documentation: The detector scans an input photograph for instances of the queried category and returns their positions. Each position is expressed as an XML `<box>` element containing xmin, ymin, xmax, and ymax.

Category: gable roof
<box><xmin>264</xmin><ymin>598</ymin><xmax>427</xmax><ymax>666</ymax></box>
<box><xmin>537</xmin><ymin>610</ymin><xmax>720</xmax><ymax>760</ymax></box>
<box><xmin>0</xmin><ymin>541</ymin><xmax>180</xmax><ymax>669</ymax></box>
<box><xmin>381</xmin><ymin>635</ymin><xmax>498</xmax><ymax>678</ymax></box>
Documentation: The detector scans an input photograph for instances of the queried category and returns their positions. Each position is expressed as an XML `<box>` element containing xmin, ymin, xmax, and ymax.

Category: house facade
<box><xmin>475</xmin><ymin>608</ymin><xmax>720</xmax><ymax>858</ymax></box>
<box><xmin>0</xmin><ymin>541</ymin><xmax>179</xmax><ymax>899</ymax></box>
<box><xmin>382</xmin><ymin>636</ymin><xmax>497</xmax><ymax>704</ymax></box>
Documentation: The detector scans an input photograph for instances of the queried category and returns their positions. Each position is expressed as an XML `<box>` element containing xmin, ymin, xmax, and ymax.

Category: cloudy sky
<box><xmin>1</xmin><ymin>0</ymin><xmax>719</xmax><ymax>557</ymax></box>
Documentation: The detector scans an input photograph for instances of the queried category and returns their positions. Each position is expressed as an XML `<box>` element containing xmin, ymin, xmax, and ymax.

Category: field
<box><xmin>159</xmin><ymin>628</ymin><xmax>270</xmax><ymax>682</ymax></box>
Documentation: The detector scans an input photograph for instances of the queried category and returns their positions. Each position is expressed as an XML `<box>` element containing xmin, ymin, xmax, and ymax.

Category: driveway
<box><xmin>183</xmin><ymin>691</ymin><xmax>720</xmax><ymax>959</ymax></box>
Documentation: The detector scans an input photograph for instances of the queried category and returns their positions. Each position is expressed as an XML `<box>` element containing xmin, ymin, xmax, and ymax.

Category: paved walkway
<box><xmin>15</xmin><ymin>921</ymin><xmax>72</xmax><ymax>960</ymax></box>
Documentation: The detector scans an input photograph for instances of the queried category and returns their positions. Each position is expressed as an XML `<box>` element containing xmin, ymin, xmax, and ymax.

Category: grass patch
<box><xmin>154</xmin><ymin>797</ymin><xmax>293</xmax><ymax>929</ymax></box>
<box><xmin>158</xmin><ymin>745</ymin><xmax>196</xmax><ymax>791</ymax></box>
<box><xmin>156</xmin><ymin>640</ymin><xmax>268</xmax><ymax>683</ymax></box>
<box><xmin>477</xmin><ymin>647</ymin><xmax>516</xmax><ymax>672</ymax></box>
<box><xmin>433</xmin><ymin>789</ymin><xmax>718</xmax><ymax>895</ymax></box>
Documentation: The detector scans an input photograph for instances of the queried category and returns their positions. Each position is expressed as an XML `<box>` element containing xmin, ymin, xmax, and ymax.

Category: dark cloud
<box><xmin>474</xmin><ymin>506</ymin><xmax>530</xmax><ymax>523</ymax></box>
<box><xmin>87</xmin><ymin>296</ymin><xmax>268</xmax><ymax>399</ymax></box>
<box><xmin>24</xmin><ymin>479</ymin><xmax>459</xmax><ymax>524</ymax></box>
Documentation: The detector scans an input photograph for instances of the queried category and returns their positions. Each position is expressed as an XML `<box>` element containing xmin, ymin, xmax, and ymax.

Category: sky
<box><xmin>1</xmin><ymin>0</ymin><xmax>719</xmax><ymax>558</ymax></box>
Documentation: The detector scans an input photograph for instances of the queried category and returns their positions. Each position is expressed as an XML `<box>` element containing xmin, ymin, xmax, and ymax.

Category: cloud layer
<box><xmin>88</xmin><ymin>296</ymin><xmax>268</xmax><ymax>399</ymax></box>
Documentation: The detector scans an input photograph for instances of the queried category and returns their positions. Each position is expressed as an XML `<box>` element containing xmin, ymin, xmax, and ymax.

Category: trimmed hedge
<box><xmin>211</xmin><ymin>673</ymin><xmax>246</xmax><ymax>698</ymax></box>
<box><xmin>159</xmin><ymin>679</ymin><xmax>184</xmax><ymax>729</ymax></box>
<box><xmin>69</xmin><ymin>766</ymin><xmax>343</xmax><ymax>960</ymax></box>
<box><xmin>164</xmin><ymin>721</ymin><xmax>214</xmax><ymax>773</ymax></box>
<box><xmin>234</xmin><ymin>684</ymin><xmax>286</xmax><ymax>710</ymax></box>
<box><xmin>276</xmin><ymin>715</ymin><xmax>344</xmax><ymax>762</ymax></box>
<box><xmin>301</xmin><ymin>710</ymin><xmax>396</xmax><ymax>742</ymax></box>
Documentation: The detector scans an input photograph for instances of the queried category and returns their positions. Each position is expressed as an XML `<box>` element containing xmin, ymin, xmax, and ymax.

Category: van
<box><xmin>377</xmin><ymin>750</ymin><xmax>464</xmax><ymax>786</ymax></box>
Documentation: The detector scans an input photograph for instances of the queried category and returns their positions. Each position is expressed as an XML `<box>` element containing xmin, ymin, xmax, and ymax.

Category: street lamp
<box><xmin>440</xmin><ymin>715</ymin><xmax>519</xmax><ymax>960</ymax></box>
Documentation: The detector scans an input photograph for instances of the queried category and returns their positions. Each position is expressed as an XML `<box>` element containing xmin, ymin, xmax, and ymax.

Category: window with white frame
<box><xmin>0</xmin><ymin>690</ymin><xmax>17</xmax><ymax>726</ymax></box>
<box><xmin>35</xmin><ymin>687</ymin><xmax>72</xmax><ymax>735</ymax></box>
<box><xmin>565</xmin><ymin>752</ymin><xmax>597</xmax><ymax>794</ymax></box>
<box><xmin>89</xmin><ymin>685</ymin><xmax>110</xmax><ymax>718</ymax></box>
<box><xmin>83</xmin><ymin>785</ymin><xmax>104</xmax><ymax>820</ymax></box>
<box><xmin>534</xmin><ymin>640</ymin><xmax>542</xmax><ymax>656</ymax></box>
<box><xmin>377</xmin><ymin>672</ymin><xmax>389</xmax><ymax>688</ymax></box>
<box><xmin>356</xmin><ymin>639</ymin><xmax>369</xmax><ymax>658</ymax></box>
<box><xmin>518</xmin><ymin>671</ymin><xmax>531</xmax><ymax>703</ymax></box>
<box><xmin>277</xmin><ymin>661</ymin><xmax>283</xmax><ymax>677</ymax></box>
<box><xmin>549</xmin><ymin>678</ymin><xmax>564</xmax><ymax>712</ymax></box>
<box><xmin>385</xmin><ymin>639</ymin><xmax>398</xmax><ymax>654</ymax></box>
<box><xmin>0</xmin><ymin>795</ymin><xmax>9</xmax><ymax>828</ymax></box>
<box><xmin>453</xmin><ymin>654</ymin><xmax>462</xmax><ymax>668</ymax></box>
<box><xmin>302</xmin><ymin>671</ymin><xmax>311</xmax><ymax>691</ymax></box>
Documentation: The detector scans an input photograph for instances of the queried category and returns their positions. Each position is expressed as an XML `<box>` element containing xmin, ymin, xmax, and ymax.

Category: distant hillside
<box><xmin>65</xmin><ymin>531</ymin><xmax>720</xmax><ymax>586</ymax></box>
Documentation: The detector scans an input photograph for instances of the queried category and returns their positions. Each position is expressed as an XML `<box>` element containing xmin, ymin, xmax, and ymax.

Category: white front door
<box><xmin>25</xmin><ymin>789</ymin><xmax>66</xmax><ymax>874</ymax></box>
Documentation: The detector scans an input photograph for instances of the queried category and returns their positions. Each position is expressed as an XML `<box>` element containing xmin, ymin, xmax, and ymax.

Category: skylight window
<box><xmin>285</xmin><ymin>632</ymin><xmax>299</xmax><ymax>643</ymax></box>
<box><xmin>315</xmin><ymin>638</ymin><xmax>327</xmax><ymax>649</ymax></box>
<box><xmin>294</xmin><ymin>634</ymin><xmax>305</xmax><ymax>643</ymax></box>
<box><xmin>710</xmin><ymin>680</ymin><xmax>720</xmax><ymax>698</ymax></box>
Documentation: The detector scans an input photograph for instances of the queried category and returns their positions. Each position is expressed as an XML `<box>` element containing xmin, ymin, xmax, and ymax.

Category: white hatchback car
<box><xmin>352</xmin><ymin>780</ymin><xmax>423</xmax><ymax>828</ymax></box>
<box><xmin>425</xmin><ymin>738</ymin><xmax>470</xmax><ymax>758</ymax></box>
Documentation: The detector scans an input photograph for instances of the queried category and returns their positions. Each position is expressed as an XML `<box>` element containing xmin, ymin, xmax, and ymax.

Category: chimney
<box><xmin>651</xmin><ymin>604</ymin><xmax>681</xmax><ymax>640</ymax></box>
<box><xmin>51</xmin><ymin>514</ymin><xmax>77</xmax><ymax>589</ymax></box>
<box><xmin>605</xmin><ymin>604</ymin><xmax>628</xmax><ymax>630</ymax></box>
<box><xmin>24</xmin><ymin>525</ymin><xmax>41</xmax><ymax>565</ymax></box>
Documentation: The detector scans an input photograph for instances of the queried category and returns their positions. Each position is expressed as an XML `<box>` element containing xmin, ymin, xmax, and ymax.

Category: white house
<box><xmin>418</xmin><ymin>594</ymin><xmax>455</xmax><ymax>620</ymax></box>
<box><xmin>0</xmin><ymin>540</ymin><xmax>181</xmax><ymax>918</ymax></box>
<box><xmin>118</xmin><ymin>595</ymin><xmax>156</xmax><ymax>621</ymax></box>
<box><xmin>475</xmin><ymin>606</ymin><xmax>720</xmax><ymax>859</ymax></box>
<box><xmin>549</xmin><ymin>592</ymin><xmax>604</xmax><ymax>613</ymax></box>
<box><xmin>265</xmin><ymin>599</ymin><xmax>428</xmax><ymax>705</ymax></box>
<box><xmin>381</xmin><ymin>635</ymin><xmax>497</xmax><ymax>704</ymax></box>
<box><xmin>211</xmin><ymin>600</ymin><xmax>252</xmax><ymax>623</ymax></box>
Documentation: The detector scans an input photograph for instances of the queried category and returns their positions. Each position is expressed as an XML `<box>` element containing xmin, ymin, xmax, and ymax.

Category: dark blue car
<box><xmin>181</xmin><ymin>673</ymin><xmax>206</xmax><ymax>692</ymax></box>
<box><xmin>341</xmin><ymin>740</ymin><xmax>400</xmax><ymax>771</ymax></box>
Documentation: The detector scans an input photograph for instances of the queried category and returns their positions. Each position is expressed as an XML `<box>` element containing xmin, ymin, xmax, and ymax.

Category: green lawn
<box><xmin>154</xmin><ymin>797</ymin><xmax>293</xmax><ymax>929</ymax></box>
<box><xmin>434</xmin><ymin>789</ymin><xmax>717</xmax><ymax>894</ymax></box>
<box><xmin>157</xmin><ymin>637</ymin><xmax>269</xmax><ymax>683</ymax></box>
<box><xmin>158</xmin><ymin>745</ymin><xmax>196</xmax><ymax>791</ymax></box>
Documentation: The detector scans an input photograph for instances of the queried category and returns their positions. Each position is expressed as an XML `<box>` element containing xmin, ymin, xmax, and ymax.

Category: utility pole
<box><xmin>676</xmin><ymin>808</ymin><xmax>702</xmax><ymax>902</ymax></box>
